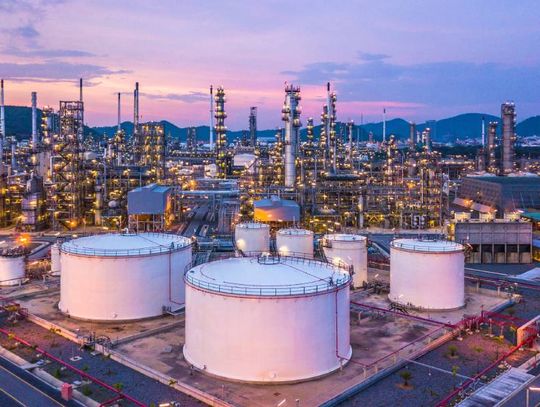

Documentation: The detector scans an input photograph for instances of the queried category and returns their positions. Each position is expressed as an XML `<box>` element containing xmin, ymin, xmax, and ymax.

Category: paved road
<box><xmin>0</xmin><ymin>355</ymin><xmax>80</xmax><ymax>406</ymax></box>
<box><xmin>182</xmin><ymin>203</ymin><xmax>210</xmax><ymax>237</ymax></box>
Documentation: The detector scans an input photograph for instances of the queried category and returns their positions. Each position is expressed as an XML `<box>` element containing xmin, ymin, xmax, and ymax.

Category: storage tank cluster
<box><xmin>322</xmin><ymin>234</ymin><xmax>368</xmax><ymax>288</ymax></box>
<box><xmin>389</xmin><ymin>238</ymin><xmax>465</xmax><ymax>310</ymax></box>
<box><xmin>59</xmin><ymin>232</ymin><xmax>192</xmax><ymax>321</ymax></box>
<box><xmin>183</xmin><ymin>256</ymin><xmax>351</xmax><ymax>383</ymax></box>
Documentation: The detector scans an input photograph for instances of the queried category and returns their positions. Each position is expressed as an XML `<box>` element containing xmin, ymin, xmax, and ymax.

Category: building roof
<box><xmin>391</xmin><ymin>238</ymin><xmax>463</xmax><ymax>253</ymax></box>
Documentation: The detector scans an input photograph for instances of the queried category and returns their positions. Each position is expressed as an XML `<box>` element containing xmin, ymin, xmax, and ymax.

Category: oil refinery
<box><xmin>1</xmin><ymin>76</ymin><xmax>540</xmax><ymax>407</ymax></box>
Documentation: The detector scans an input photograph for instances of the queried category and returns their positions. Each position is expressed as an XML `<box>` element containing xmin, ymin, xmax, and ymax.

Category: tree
<box><xmin>447</xmin><ymin>344</ymin><xmax>459</xmax><ymax>358</ymax></box>
<box><xmin>399</xmin><ymin>370</ymin><xmax>412</xmax><ymax>389</ymax></box>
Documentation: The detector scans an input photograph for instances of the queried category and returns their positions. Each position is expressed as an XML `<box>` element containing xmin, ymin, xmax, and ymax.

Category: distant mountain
<box><xmin>517</xmin><ymin>116</ymin><xmax>540</xmax><ymax>137</ymax></box>
<box><xmin>3</xmin><ymin>105</ymin><xmax>540</xmax><ymax>143</ymax></box>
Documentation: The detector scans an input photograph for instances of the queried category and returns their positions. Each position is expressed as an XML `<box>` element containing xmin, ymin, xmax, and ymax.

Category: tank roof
<box><xmin>61</xmin><ymin>233</ymin><xmax>191</xmax><ymax>257</ymax></box>
<box><xmin>277</xmin><ymin>228</ymin><xmax>313</xmax><ymax>236</ymax></box>
<box><xmin>324</xmin><ymin>234</ymin><xmax>366</xmax><ymax>242</ymax></box>
<box><xmin>186</xmin><ymin>256</ymin><xmax>349</xmax><ymax>297</ymax></box>
<box><xmin>236</xmin><ymin>222</ymin><xmax>269</xmax><ymax>229</ymax></box>
<box><xmin>391</xmin><ymin>238</ymin><xmax>463</xmax><ymax>253</ymax></box>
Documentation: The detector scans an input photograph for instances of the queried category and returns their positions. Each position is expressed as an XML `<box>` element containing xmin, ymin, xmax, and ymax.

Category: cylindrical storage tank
<box><xmin>59</xmin><ymin>233</ymin><xmax>192</xmax><ymax>321</ymax></box>
<box><xmin>0</xmin><ymin>255</ymin><xmax>25</xmax><ymax>286</ymax></box>
<box><xmin>184</xmin><ymin>256</ymin><xmax>351</xmax><ymax>383</ymax></box>
<box><xmin>322</xmin><ymin>234</ymin><xmax>367</xmax><ymax>288</ymax></box>
<box><xmin>50</xmin><ymin>243</ymin><xmax>61</xmax><ymax>276</ymax></box>
<box><xmin>234</xmin><ymin>223</ymin><xmax>270</xmax><ymax>255</ymax></box>
<box><xmin>276</xmin><ymin>228</ymin><xmax>314</xmax><ymax>258</ymax></box>
<box><xmin>389</xmin><ymin>239</ymin><xmax>464</xmax><ymax>310</ymax></box>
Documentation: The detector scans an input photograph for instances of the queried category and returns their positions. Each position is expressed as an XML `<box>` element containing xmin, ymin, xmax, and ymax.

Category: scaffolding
<box><xmin>51</xmin><ymin>101</ymin><xmax>84</xmax><ymax>230</ymax></box>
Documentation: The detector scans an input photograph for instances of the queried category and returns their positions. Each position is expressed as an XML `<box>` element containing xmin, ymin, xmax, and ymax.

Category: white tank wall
<box><xmin>276</xmin><ymin>229</ymin><xmax>314</xmax><ymax>258</ymax></box>
<box><xmin>50</xmin><ymin>243</ymin><xmax>61</xmax><ymax>276</ymax></box>
<box><xmin>184</xmin><ymin>286</ymin><xmax>350</xmax><ymax>383</ymax></box>
<box><xmin>59</xmin><ymin>248</ymin><xmax>191</xmax><ymax>321</ymax></box>
<box><xmin>235</xmin><ymin>223</ymin><xmax>270</xmax><ymax>254</ymax></box>
<box><xmin>389</xmin><ymin>243</ymin><xmax>464</xmax><ymax>310</ymax></box>
<box><xmin>322</xmin><ymin>234</ymin><xmax>367</xmax><ymax>288</ymax></box>
<box><xmin>0</xmin><ymin>256</ymin><xmax>25</xmax><ymax>286</ymax></box>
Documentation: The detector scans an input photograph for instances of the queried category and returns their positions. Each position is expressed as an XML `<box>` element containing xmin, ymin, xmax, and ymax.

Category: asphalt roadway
<box><xmin>0</xmin><ymin>355</ymin><xmax>80</xmax><ymax>407</ymax></box>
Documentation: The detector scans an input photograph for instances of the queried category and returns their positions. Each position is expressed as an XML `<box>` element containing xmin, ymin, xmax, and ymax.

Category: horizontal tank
<box><xmin>276</xmin><ymin>228</ymin><xmax>314</xmax><ymax>258</ymax></box>
<box><xmin>184</xmin><ymin>256</ymin><xmax>351</xmax><ymax>383</ymax></box>
<box><xmin>234</xmin><ymin>222</ymin><xmax>270</xmax><ymax>255</ymax></box>
<box><xmin>389</xmin><ymin>239</ymin><xmax>464</xmax><ymax>310</ymax></box>
<box><xmin>50</xmin><ymin>243</ymin><xmax>61</xmax><ymax>276</ymax></box>
<box><xmin>59</xmin><ymin>233</ymin><xmax>192</xmax><ymax>321</ymax></box>
<box><xmin>322</xmin><ymin>234</ymin><xmax>367</xmax><ymax>288</ymax></box>
<box><xmin>0</xmin><ymin>255</ymin><xmax>25</xmax><ymax>286</ymax></box>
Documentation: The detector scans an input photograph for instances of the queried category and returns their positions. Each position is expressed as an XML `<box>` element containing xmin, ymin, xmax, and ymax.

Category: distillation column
<box><xmin>501</xmin><ymin>102</ymin><xmax>516</xmax><ymax>174</ymax></box>
<box><xmin>282</xmin><ymin>84</ymin><xmax>302</xmax><ymax>188</ymax></box>
<box><xmin>487</xmin><ymin>122</ymin><xmax>497</xmax><ymax>174</ymax></box>
<box><xmin>214</xmin><ymin>86</ymin><xmax>227</xmax><ymax>178</ymax></box>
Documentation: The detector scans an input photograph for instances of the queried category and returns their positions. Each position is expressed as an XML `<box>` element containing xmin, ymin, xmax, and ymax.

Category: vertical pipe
<box><xmin>117</xmin><ymin>92</ymin><xmax>121</xmax><ymax>132</ymax></box>
<box><xmin>409</xmin><ymin>122</ymin><xmax>416</xmax><ymax>151</ymax></box>
<box><xmin>209</xmin><ymin>85</ymin><xmax>214</xmax><ymax>150</ymax></box>
<box><xmin>11</xmin><ymin>138</ymin><xmax>16</xmax><ymax>170</ymax></box>
<box><xmin>134</xmin><ymin>82</ymin><xmax>139</xmax><ymax>129</ymax></box>
<box><xmin>325</xmin><ymin>82</ymin><xmax>331</xmax><ymax>164</ymax></box>
<box><xmin>31</xmin><ymin>91</ymin><xmax>38</xmax><ymax>146</ymax></box>
<box><xmin>79</xmin><ymin>78</ymin><xmax>83</xmax><ymax>102</ymax></box>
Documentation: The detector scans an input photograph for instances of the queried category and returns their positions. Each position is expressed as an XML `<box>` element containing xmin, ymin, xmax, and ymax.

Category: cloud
<box><xmin>142</xmin><ymin>91</ymin><xmax>208</xmax><ymax>103</ymax></box>
<box><xmin>358</xmin><ymin>52</ymin><xmax>390</xmax><ymax>61</ymax></box>
<box><xmin>13</xmin><ymin>24</ymin><xmax>39</xmax><ymax>39</ymax></box>
<box><xmin>3</xmin><ymin>46</ymin><xmax>96</xmax><ymax>58</ymax></box>
<box><xmin>0</xmin><ymin>62</ymin><xmax>130</xmax><ymax>82</ymax></box>
<box><xmin>283</xmin><ymin>53</ymin><xmax>540</xmax><ymax>107</ymax></box>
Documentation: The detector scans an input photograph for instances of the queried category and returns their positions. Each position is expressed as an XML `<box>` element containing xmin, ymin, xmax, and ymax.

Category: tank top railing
<box><xmin>183</xmin><ymin>254</ymin><xmax>352</xmax><ymax>297</ymax></box>
<box><xmin>60</xmin><ymin>233</ymin><xmax>192</xmax><ymax>257</ymax></box>
<box><xmin>391</xmin><ymin>241</ymin><xmax>463</xmax><ymax>252</ymax></box>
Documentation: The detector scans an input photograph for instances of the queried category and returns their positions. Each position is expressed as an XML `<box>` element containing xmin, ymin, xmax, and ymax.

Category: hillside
<box><xmin>3</xmin><ymin>105</ymin><xmax>540</xmax><ymax>143</ymax></box>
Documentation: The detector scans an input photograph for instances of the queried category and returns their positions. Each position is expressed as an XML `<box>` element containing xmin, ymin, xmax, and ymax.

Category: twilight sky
<box><xmin>1</xmin><ymin>0</ymin><xmax>539</xmax><ymax>129</ymax></box>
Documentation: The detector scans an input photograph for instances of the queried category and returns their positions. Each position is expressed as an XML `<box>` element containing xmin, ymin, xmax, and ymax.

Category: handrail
<box><xmin>184</xmin><ymin>254</ymin><xmax>351</xmax><ymax>297</ymax></box>
<box><xmin>60</xmin><ymin>232</ymin><xmax>192</xmax><ymax>257</ymax></box>
<box><xmin>391</xmin><ymin>240</ymin><xmax>463</xmax><ymax>253</ymax></box>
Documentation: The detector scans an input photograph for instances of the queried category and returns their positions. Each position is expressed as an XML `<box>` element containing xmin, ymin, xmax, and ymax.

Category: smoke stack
<box><xmin>0</xmin><ymin>79</ymin><xmax>4</xmax><ymax>165</ymax></box>
<box><xmin>481</xmin><ymin>116</ymin><xmax>485</xmax><ymax>147</ymax></box>
<box><xmin>382</xmin><ymin>108</ymin><xmax>386</xmax><ymax>143</ymax></box>
<box><xmin>209</xmin><ymin>85</ymin><xmax>214</xmax><ymax>149</ymax></box>
<box><xmin>117</xmin><ymin>92</ymin><xmax>121</xmax><ymax>132</ymax></box>
<box><xmin>79</xmin><ymin>78</ymin><xmax>83</xmax><ymax>102</ymax></box>
<box><xmin>31</xmin><ymin>92</ymin><xmax>38</xmax><ymax>146</ymax></box>
<box><xmin>134</xmin><ymin>82</ymin><xmax>139</xmax><ymax>129</ymax></box>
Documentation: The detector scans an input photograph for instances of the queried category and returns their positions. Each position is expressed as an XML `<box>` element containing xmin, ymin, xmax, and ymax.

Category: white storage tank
<box><xmin>50</xmin><ymin>243</ymin><xmax>61</xmax><ymax>276</ymax></box>
<box><xmin>0</xmin><ymin>255</ymin><xmax>25</xmax><ymax>286</ymax></box>
<box><xmin>184</xmin><ymin>256</ymin><xmax>351</xmax><ymax>383</ymax></box>
<box><xmin>276</xmin><ymin>228</ymin><xmax>314</xmax><ymax>258</ymax></box>
<box><xmin>59</xmin><ymin>233</ymin><xmax>192</xmax><ymax>321</ymax></box>
<box><xmin>234</xmin><ymin>223</ymin><xmax>270</xmax><ymax>255</ymax></box>
<box><xmin>389</xmin><ymin>239</ymin><xmax>465</xmax><ymax>310</ymax></box>
<box><xmin>322</xmin><ymin>234</ymin><xmax>367</xmax><ymax>288</ymax></box>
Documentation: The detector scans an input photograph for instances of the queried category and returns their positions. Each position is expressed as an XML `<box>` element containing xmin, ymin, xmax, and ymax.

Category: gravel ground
<box><xmin>340</xmin><ymin>288</ymin><xmax>540</xmax><ymax>406</ymax></box>
<box><xmin>0</xmin><ymin>313</ymin><xmax>203</xmax><ymax>406</ymax></box>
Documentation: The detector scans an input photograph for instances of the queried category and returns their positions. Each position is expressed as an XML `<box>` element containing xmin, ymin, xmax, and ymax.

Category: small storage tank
<box><xmin>59</xmin><ymin>233</ymin><xmax>192</xmax><ymax>321</ymax></box>
<box><xmin>50</xmin><ymin>243</ymin><xmax>61</xmax><ymax>276</ymax></box>
<box><xmin>276</xmin><ymin>228</ymin><xmax>314</xmax><ymax>258</ymax></box>
<box><xmin>234</xmin><ymin>223</ymin><xmax>270</xmax><ymax>255</ymax></box>
<box><xmin>322</xmin><ymin>234</ymin><xmax>367</xmax><ymax>288</ymax></box>
<box><xmin>184</xmin><ymin>256</ymin><xmax>351</xmax><ymax>383</ymax></box>
<box><xmin>0</xmin><ymin>255</ymin><xmax>25</xmax><ymax>286</ymax></box>
<box><xmin>389</xmin><ymin>239</ymin><xmax>464</xmax><ymax>310</ymax></box>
